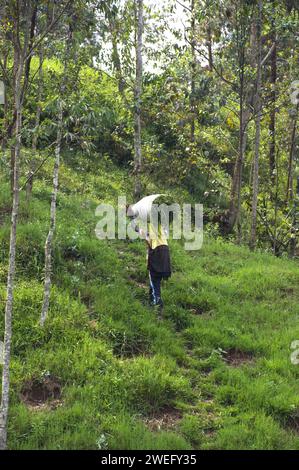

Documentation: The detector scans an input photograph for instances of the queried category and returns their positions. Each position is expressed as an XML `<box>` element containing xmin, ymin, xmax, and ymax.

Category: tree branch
<box><xmin>261</xmin><ymin>43</ymin><xmax>275</xmax><ymax>67</ymax></box>
<box><xmin>25</xmin><ymin>0</ymin><xmax>73</xmax><ymax>61</ymax></box>
<box><xmin>20</xmin><ymin>142</ymin><xmax>57</xmax><ymax>192</ymax></box>
<box><xmin>176</xmin><ymin>0</ymin><xmax>192</xmax><ymax>13</ymax></box>
<box><xmin>184</xmin><ymin>32</ymin><xmax>236</xmax><ymax>88</ymax></box>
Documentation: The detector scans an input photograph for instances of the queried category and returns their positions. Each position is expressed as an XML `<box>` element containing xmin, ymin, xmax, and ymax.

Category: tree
<box><xmin>250</xmin><ymin>0</ymin><xmax>263</xmax><ymax>250</ymax></box>
<box><xmin>0</xmin><ymin>0</ymin><xmax>73</xmax><ymax>448</ymax></box>
<box><xmin>190</xmin><ymin>0</ymin><xmax>197</xmax><ymax>143</ymax></box>
<box><xmin>0</xmin><ymin>0</ymin><xmax>34</xmax><ymax>449</ymax></box>
<box><xmin>26</xmin><ymin>46</ymin><xmax>44</xmax><ymax>201</ymax></box>
<box><xmin>40</xmin><ymin>13</ymin><xmax>77</xmax><ymax>326</ymax></box>
<box><xmin>286</xmin><ymin>104</ymin><xmax>299</xmax><ymax>203</ymax></box>
<box><xmin>268</xmin><ymin>0</ymin><xmax>277</xmax><ymax>182</ymax></box>
<box><xmin>226</xmin><ymin>1</ymin><xmax>253</xmax><ymax>236</ymax></box>
<box><xmin>133</xmin><ymin>0</ymin><xmax>143</xmax><ymax>199</ymax></box>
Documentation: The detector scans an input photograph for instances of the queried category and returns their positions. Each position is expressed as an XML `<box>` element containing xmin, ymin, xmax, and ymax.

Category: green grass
<box><xmin>1</xmin><ymin>151</ymin><xmax>299</xmax><ymax>449</ymax></box>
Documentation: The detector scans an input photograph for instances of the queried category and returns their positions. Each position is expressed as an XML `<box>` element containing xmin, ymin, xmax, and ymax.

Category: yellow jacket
<box><xmin>147</xmin><ymin>223</ymin><xmax>168</xmax><ymax>250</ymax></box>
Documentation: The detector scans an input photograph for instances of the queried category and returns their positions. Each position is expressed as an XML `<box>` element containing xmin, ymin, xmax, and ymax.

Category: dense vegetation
<box><xmin>0</xmin><ymin>0</ymin><xmax>299</xmax><ymax>451</ymax></box>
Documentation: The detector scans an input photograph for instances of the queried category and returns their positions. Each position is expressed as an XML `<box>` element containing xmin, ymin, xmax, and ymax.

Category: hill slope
<box><xmin>1</xmin><ymin>152</ymin><xmax>299</xmax><ymax>450</ymax></box>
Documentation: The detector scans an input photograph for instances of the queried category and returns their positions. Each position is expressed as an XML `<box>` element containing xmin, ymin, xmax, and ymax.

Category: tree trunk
<box><xmin>1</xmin><ymin>52</ymin><xmax>9</xmax><ymax>152</ymax></box>
<box><xmin>0</xmin><ymin>0</ymin><xmax>35</xmax><ymax>446</ymax></box>
<box><xmin>40</xmin><ymin>100</ymin><xmax>63</xmax><ymax>327</ymax></box>
<box><xmin>20</xmin><ymin>3</ymin><xmax>37</xmax><ymax>105</ymax></box>
<box><xmin>8</xmin><ymin>2</ymin><xmax>36</xmax><ymax>196</ymax></box>
<box><xmin>290</xmin><ymin>175</ymin><xmax>299</xmax><ymax>258</ymax></box>
<box><xmin>133</xmin><ymin>0</ymin><xmax>143</xmax><ymax>200</ymax></box>
<box><xmin>286</xmin><ymin>104</ymin><xmax>298</xmax><ymax>203</ymax></box>
<box><xmin>227</xmin><ymin>67</ymin><xmax>249</xmax><ymax>233</ymax></box>
<box><xmin>40</xmin><ymin>27</ymin><xmax>73</xmax><ymax>326</ymax></box>
<box><xmin>273</xmin><ymin>148</ymin><xmax>280</xmax><ymax>255</ymax></box>
<box><xmin>250</xmin><ymin>0</ymin><xmax>263</xmax><ymax>251</ymax></box>
<box><xmin>288</xmin><ymin>104</ymin><xmax>299</xmax><ymax>257</ymax></box>
<box><xmin>226</xmin><ymin>13</ymin><xmax>256</xmax><ymax>235</ymax></box>
<box><xmin>9</xmin><ymin>49</ymin><xmax>19</xmax><ymax>197</ymax></box>
<box><xmin>268</xmin><ymin>6</ymin><xmax>277</xmax><ymax>182</ymax></box>
<box><xmin>190</xmin><ymin>0</ymin><xmax>196</xmax><ymax>143</ymax></box>
<box><xmin>109</xmin><ymin>17</ymin><xmax>125</xmax><ymax>95</ymax></box>
<box><xmin>26</xmin><ymin>48</ymin><xmax>44</xmax><ymax>202</ymax></box>
<box><xmin>0</xmin><ymin>39</ymin><xmax>24</xmax><ymax>452</ymax></box>
<box><xmin>207</xmin><ymin>23</ymin><xmax>213</xmax><ymax>71</ymax></box>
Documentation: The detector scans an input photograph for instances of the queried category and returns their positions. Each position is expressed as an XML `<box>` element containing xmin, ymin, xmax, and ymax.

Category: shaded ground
<box><xmin>144</xmin><ymin>407</ymin><xmax>183</xmax><ymax>432</ymax></box>
<box><xmin>222</xmin><ymin>348</ymin><xmax>255</xmax><ymax>367</ymax></box>
<box><xmin>20</xmin><ymin>375</ymin><xmax>62</xmax><ymax>407</ymax></box>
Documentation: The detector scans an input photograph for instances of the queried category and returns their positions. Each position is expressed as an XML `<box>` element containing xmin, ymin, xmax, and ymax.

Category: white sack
<box><xmin>127</xmin><ymin>194</ymin><xmax>163</xmax><ymax>221</ymax></box>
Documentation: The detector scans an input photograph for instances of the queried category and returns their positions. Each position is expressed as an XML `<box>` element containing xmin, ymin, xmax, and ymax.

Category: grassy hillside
<box><xmin>1</xmin><ymin>152</ymin><xmax>299</xmax><ymax>450</ymax></box>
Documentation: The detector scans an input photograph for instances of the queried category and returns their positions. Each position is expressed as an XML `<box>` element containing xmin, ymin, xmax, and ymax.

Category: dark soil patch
<box><xmin>80</xmin><ymin>293</ymin><xmax>94</xmax><ymax>309</ymax></box>
<box><xmin>63</xmin><ymin>246</ymin><xmax>83</xmax><ymax>261</ymax></box>
<box><xmin>203</xmin><ymin>428</ymin><xmax>217</xmax><ymax>438</ymax></box>
<box><xmin>280</xmin><ymin>287</ymin><xmax>294</xmax><ymax>297</ymax></box>
<box><xmin>144</xmin><ymin>407</ymin><xmax>183</xmax><ymax>432</ymax></box>
<box><xmin>128</xmin><ymin>272</ymin><xmax>148</xmax><ymax>289</ymax></box>
<box><xmin>222</xmin><ymin>348</ymin><xmax>254</xmax><ymax>367</ymax></box>
<box><xmin>285</xmin><ymin>412</ymin><xmax>299</xmax><ymax>433</ymax></box>
<box><xmin>188</xmin><ymin>306</ymin><xmax>205</xmax><ymax>315</ymax></box>
<box><xmin>130</xmin><ymin>278</ymin><xmax>147</xmax><ymax>289</ymax></box>
<box><xmin>20</xmin><ymin>375</ymin><xmax>62</xmax><ymax>407</ymax></box>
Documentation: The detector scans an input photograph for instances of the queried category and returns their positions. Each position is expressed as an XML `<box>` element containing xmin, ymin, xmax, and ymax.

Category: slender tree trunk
<box><xmin>235</xmin><ymin>98</ymin><xmax>250</xmax><ymax>240</ymax></box>
<box><xmin>133</xmin><ymin>0</ymin><xmax>143</xmax><ymax>199</ymax></box>
<box><xmin>9</xmin><ymin>3</ymin><xmax>36</xmax><ymax>196</ymax></box>
<box><xmin>20</xmin><ymin>4</ymin><xmax>37</xmax><ymax>106</ymax></box>
<box><xmin>190</xmin><ymin>0</ymin><xmax>196</xmax><ymax>143</ymax></box>
<box><xmin>227</xmin><ymin>65</ymin><xmax>248</xmax><ymax>233</ymax></box>
<box><xmin>226</xmin><ymin>13</ymin><xmax>255</xmax><ymax>235</ymax></box>
<box><xmin>9</xmin><ymin>51</ymin><xmax>19</xmax><ymax>197</ymax></box>
<box><xmin>207</xmin><ymin>23</ymin><xmax>213</xmax><ymax>71</ymax></box>
<box><xmin>26</xmin><ymin>48</ymin><xmax>44</xmax><ymax>201</ymax></box>
<box><xmin>40</xmin><ymin>101</ymin><xmax>63</xmax><ymax>327</ymax></box>
<box><xmin>109</xmin><ymin>17</ymin><xmax>125</xmax><ymax>95</ymax></box>
<box><xmin>273</xmin><ymin>149</ymin><xmax>279</xmax><ymax>255</ymax></box>
<box><xmin>268</xmin><ymin>5</ymin><xmax>277</xmax><ymax>182</ymax></box>
<box><xmin>290</xmin><ymin>175</ymin><xmax>299</xmax><ymax>258</ymax></box>
<box><xmin>0</xmin><ymin>36</ymin><xmax>25</xmax><ymax>452</ymax></box>
<box><xmin>0</xmin><ymin>0</ymin><xmax>35</xmax><ymax>446</ymax></box>
<box><xmin>250</xmin><ymin>0</ymin><xmax>263</xmax><ymax>251</ymax></box>
<box><xmin>1</xmin><ymin>53</ymin><xmax>9</xmax><ymax>151</ymax></box>
<box><xmin>40</xmin><ymin>27</ymin><xmax>73</xmax><ymax>326</ymax></box>
<box><xmin>286</xmin><ymin>104</ymin><xmax>299</xmax><ymax>202</ymax></box>
<box><xmin>288</xmin><ymin>104</ymin><xmax>299</xmax><ymax>257</ymax></box>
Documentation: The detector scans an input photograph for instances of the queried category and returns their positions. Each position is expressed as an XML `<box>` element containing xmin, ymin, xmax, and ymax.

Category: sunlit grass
<box><xmin>1</xmin><ymin>153</ymin><xmax>299</xmax><ymax>449</ymax></box>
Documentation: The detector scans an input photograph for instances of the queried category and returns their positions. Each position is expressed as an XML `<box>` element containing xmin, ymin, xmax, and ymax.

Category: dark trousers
<box><xmin>149</xmin><ymin>272</ymin><xmax>163</xmax><ymax>307</ymax></box>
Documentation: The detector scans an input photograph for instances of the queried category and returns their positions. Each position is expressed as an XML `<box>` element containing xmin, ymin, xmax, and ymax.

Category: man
<box><xmin>146</xmin><ymin>220</ymin><xmax>171</xmax><ymax>314</ymax></box>
<box><xmin>127</xmin><ymin>199</ymin><xmax>171</xmax><ymax>318</ymax></box>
